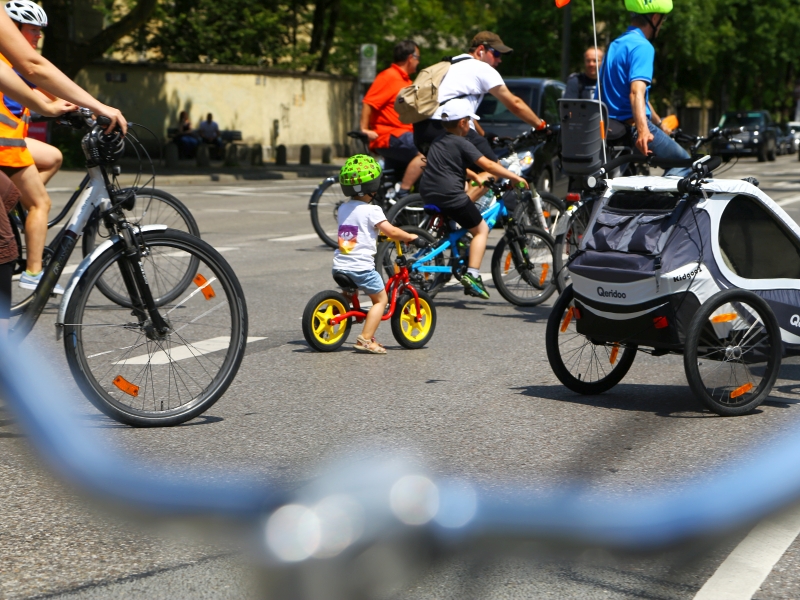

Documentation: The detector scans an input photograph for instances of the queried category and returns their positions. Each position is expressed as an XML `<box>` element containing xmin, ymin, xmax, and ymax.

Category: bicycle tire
<box><xmin>554</xmin><ymin>201</ymin><xmax>593</xmax><ymax>293</ymax></box>
<box><xmin>83</xmin><ymin>189</ymin><xmax>202</xmax><ymax>309</ymax></box>
<box><xmin>63</xmin><ymin>229</ymin><xmax>248</xmax><ymax>427</ymax></box>
<box><xmin>82</xmin><ymin>188</ymin><xmax>200</xmax><ymax>256</ymax></box>
<box><xmin>385</xmin><ymin>193</ymin><xmax>428</xmax><ymax>229</ymax></box>
<box><xmin>302</xmin><ymin>290</ymin><xmax>352</xmax><ymax>352</ymax></box>
<box><xmin>390</xmin><ymin>290</ymin><xmax>436</xmax><ymax>349</ymax></box>
<box><xmin>375</xmin><ymin>227</ymin><xmax>449</xmax><ymax>296</ymax></box>
<box><xmin>310</xmin><ymin>178</ymin><xmax>346</xmax><ymax>249</ymax></box>
<box><xmin>491</xmin><ymin>226</ymin><xmax>556</xmax><ymax>306</ymax></box>
<box><xmin>546</xmin><ymin>285</ymin><xmax>637</xmax><ymax>395</ymax></box>
<box><xmin>514</xmin><ymin>191</ymin><xmax>565</xmax><ymax>233</ymax></box>
<box><xmin>684</xmin><ymin>289</ymin><xmax>781</xmax><ymax>416</ymax></box>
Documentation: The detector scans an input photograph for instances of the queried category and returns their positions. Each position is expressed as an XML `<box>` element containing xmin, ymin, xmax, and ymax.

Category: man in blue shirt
<box><xmin>599</xmin><ymin>0</ymin><xmax>689</xmax><ymax>176</ymax></box>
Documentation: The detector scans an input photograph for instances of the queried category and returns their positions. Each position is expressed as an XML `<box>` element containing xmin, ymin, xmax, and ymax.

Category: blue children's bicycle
<box><xmin>375</xmin><ymin>179</ymin><xmax>557</xmax><ymax>306</ymax></box>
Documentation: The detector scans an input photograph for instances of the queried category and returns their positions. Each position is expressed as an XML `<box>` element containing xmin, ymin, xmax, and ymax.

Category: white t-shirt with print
<box><xmin>332</xmin><ymin>200</ymin><xmax>387</xmax><ymax>272</ymax></box>
<box><xmin>432</xmin><ymin>54</ymin><xmax>505</xmax><ymax>128</ymax></box>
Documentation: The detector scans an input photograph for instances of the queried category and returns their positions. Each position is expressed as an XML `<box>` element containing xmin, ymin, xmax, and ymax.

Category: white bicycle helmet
<box><xmin>4</xmin><ymin>0</ymin><xmax>47</xmax><ymax>27</ymax></box>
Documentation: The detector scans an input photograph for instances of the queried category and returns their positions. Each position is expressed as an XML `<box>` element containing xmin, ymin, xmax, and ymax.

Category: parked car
<box><xmin>777</xmin><ymin>123</ymin><xmax>798</xmax><ymax>155</ymax></box>
<box><xmin>711</xmin><ymin>110</ymin><xmax>779</xmax><ymax>162</ymax></box>
<box><xmin>476</xmin><ymin>78</ymin><xmax>567</xmax><ymax>197</ymax></box>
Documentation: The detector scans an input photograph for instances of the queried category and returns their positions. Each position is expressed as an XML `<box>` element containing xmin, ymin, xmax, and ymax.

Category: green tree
<box><xmin>42</xmin><ymin>0</ymin><xmax>159</xmax><ymax>77</ymax></box>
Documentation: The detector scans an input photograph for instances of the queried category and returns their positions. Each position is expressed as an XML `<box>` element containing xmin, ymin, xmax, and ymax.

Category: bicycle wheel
<box><xmin>491</xmin><ymin>226</ymin><xmax>556</xmax><ymax>306</ymax></box>
<box><xmin>82</xmin><ymin>188</ymin><xmax>200</xmax><ymax>256</ymax></box>
<box><xmin>684</xmin><ymin>289</ymin><xmax>781</xmax><ymax>416</ymax></box>
<box><xmin>302</xmin><ymin>290</ymin><xmax>352</xmax><ymax>352</ymax></box>
<box><xmin>310</xmin><ymin>178</ymin><xmax>346</xmax><ymax>249</ymax></box>
<box><xmin>63</xmin><ymin>229</ymin><xmax>248</xmax><ymax>427</ymax></box>
<box><xmin>546</xmin><ymin>286</ymin><xmax>637</xmax><ymax>394</ymax></box>
<box><xmin>390</xmin><ymin>290</ymin><xmax>436</xmax><ymax>349</ymax></box>
<box><xmin>514</xmin><ymin>191</ymin><xmax>565</xmax><ymax>233</ymax></box>
<box><xmin>83</xmin><ymin>189</ymin><xmax>201</xmax><ymax>309</ymax></box>
<box><xmin>386</xmin><ymin>194</ymin><xmax>428</xmax><ymax>229</ymax></box>
<box><xmin>375</xmin><ymin>226</ymin><xmax>449</xmax><ymax>296</ymax></box>
<box><xmin>554</xmin><ymin>201</ymin><xmax>593</xmax><ymax>293</ymax></box>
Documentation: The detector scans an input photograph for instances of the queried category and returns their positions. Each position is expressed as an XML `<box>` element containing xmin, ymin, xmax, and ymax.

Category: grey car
<box><xmin>712</xmin><ymin>110</ymin><xmax>778</xmax><ymax>162</ymax></box>
<box><xmin>476</xmin><ymin>77</ymin><xmax>567</xmax><ymax>197</ymax></box>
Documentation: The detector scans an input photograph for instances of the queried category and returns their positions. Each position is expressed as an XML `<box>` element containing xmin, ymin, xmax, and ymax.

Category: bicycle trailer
<box><xmin>548</xmin><ymin>172</ymin><xmax>800</xmax><ymax>415</ymax></box>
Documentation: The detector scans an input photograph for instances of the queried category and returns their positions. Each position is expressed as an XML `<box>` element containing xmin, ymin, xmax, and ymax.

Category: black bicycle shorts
<box><xmin>441</xmin><ymin>200</ymin><xmax>483</xmax><ymax>230</ymax></box>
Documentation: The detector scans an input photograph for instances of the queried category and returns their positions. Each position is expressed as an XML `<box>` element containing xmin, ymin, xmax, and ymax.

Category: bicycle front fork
<box><xmin>117</xmin><ymin>225</ymin><xmax>170</xmax><ymax>336</ymax></box>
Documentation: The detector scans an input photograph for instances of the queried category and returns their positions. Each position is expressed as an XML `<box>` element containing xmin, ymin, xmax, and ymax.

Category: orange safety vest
<box><xmin>0</xmin><ymin>53</ymin><xmax>34</xmax><ymax>169</ymax></box>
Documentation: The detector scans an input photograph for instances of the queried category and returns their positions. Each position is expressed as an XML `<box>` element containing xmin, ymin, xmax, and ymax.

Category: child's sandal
<box><xmin>354</xmin><ymin>335</ymin><xmax>387</xmax><ymax>354</ymax></box>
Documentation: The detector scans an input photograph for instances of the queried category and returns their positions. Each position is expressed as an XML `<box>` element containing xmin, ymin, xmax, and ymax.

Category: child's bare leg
<box><xmin>10</xmin><ymin>165</ymin><xmax>51</xmax><ymax>274</ymax></box>
<box><xmin>467</xmin><ymin>220</ymin><xmax>490</xmax><ymax>270</ymax></box>
<box><xmin>361</xmin><ymin>289</ymin><xmax>388</xmax><ymax>341</ymax></box>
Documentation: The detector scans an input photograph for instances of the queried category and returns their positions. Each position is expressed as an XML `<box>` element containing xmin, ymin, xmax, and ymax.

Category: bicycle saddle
<box><xmin>423</xmin><ymin>204</ymin><xmax>442</xmax><ymax>215</ymax></box>
<box><xmin>333</xmin><ymin>272</ymin><xmax>358</xmax><ymax>293</ymax></box>
<box><xmin>606</xmin><ymin>119</ymin><xmax>629</xmax><ymax>142</ymax></box>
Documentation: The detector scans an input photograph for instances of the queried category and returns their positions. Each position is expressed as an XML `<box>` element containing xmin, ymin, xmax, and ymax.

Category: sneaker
<box><xmin>19</xmin><ymin>270</ymin><xmax>64</xmax><ymax>294</ymax></box>
<box><xmin>461</xmin><ymin>273</ymin><xmax>490</xmax><ymax>299</ymax></box>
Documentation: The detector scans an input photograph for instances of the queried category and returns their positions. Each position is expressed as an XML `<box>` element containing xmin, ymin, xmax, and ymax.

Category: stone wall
<box><xmin>75</xmin><ymin>62</ymin><xmax>358</xmax><ymax>160</ymax></box>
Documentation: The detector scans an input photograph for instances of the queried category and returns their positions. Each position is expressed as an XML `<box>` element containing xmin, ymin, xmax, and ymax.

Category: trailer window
<box><xmin>718</xmin><ymin>195</ymin><xmax>800</xmax><ymax>279</ymax></box>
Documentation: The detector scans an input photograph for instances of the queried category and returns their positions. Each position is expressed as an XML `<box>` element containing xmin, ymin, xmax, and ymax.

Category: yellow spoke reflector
<box><xmin>711</xmin><ymin>312</ymin><xmax>737</xmax><ymax>323</ymax></box>
<box><xmin>730</xmin><ymin>382</ymin><xmax>754</xmax><ymax>399</ymax></box>
<box><xmin>193</xmin><ymin>274</ymin><xmax>216</xmax><ymax>300</ymax></box>
<box><xmin>539</xmin><ymin>263</ymin><xmax>550</xmax><ymax>286</ymax></box>
<box><xmin>610</xmin><ymin>343</ymin><xmax>619</xmax><ymax>365</ymax></box>
<box><xmin>504</xmin><ymin>252</ymin><xmax>512</xmax><ymax>274</ymax></box>
<box><xmin>113</xmin><ymin>375</ymin><xmax>139</xmax><ymax>397</ymax></box>
<box><xmin>561</xmin><ymin>307</ymin><xmax>574</xmax><ymax>333</ymax></box>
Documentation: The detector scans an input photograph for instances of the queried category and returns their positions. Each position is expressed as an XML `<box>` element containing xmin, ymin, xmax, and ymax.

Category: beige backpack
<box><xmin>394</xmin><ymin>56</ymin><xmax>472</xmax><ymax>124</ymax></box>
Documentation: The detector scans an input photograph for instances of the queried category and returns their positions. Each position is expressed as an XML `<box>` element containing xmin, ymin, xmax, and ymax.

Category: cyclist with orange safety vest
<box><xmin>1</xmin><ymin>0</ymin><xmax>74</xmax><ymax>292</ymax></box>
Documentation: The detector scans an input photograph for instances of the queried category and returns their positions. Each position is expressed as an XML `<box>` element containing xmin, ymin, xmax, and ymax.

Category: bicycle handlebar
<box><xmin>6</xmin><ymin>337</ymin><xmax>800</xmax><ymax>558</ymax></box>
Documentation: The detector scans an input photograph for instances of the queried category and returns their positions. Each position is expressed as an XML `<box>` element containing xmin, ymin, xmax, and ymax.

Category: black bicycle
<box><xmin>308</xmin><ymin>131</ymin><xmax>424</xmax><ymax>248</ymax></box>
<box><xmin>12</xmin><ymin>110</ymin><xmax>248</xmax><ymax>428</ymax></box>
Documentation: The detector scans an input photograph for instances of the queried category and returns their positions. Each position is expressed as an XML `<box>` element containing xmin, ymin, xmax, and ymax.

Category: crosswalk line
<box><xmin>113</xmin><ymin>336</ymin><xmax>266</xmax><ymax>365</ymax></box>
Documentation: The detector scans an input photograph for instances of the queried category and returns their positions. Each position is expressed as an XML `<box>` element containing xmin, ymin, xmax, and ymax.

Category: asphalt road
<box><xmin>3</xmin><ymin>155</ymin><xmax>800</xmax><ymax>599</ymax></box>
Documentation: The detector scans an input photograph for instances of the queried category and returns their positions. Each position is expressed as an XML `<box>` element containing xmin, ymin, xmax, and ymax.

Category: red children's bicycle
<box><xmin>302</xmin><ymin>239</ymin><xmax>436</xmax><ymax>352</ymax></box>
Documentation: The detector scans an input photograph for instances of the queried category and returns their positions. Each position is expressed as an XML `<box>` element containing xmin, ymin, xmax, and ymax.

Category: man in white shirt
<box><xmin>198</xmin><ymin>113</ymin><xmax>223</xmax><ymax>156</ymax></box>
<box><xmin>413</xmin><ymin>31</ymin><xmax>547</xmax><ymax>160</ymax></box>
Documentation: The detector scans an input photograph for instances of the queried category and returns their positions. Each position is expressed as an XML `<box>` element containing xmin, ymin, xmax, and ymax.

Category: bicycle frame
<box><xmin>411</xmin><ymin>197</ymin><xmax>507</xmax><ymax>276</ymax></box>
<box><xmin>330</xmin><ymin>241</ymin><xmax>422</xmax><ymax>324</ymax></box>
<box><xmin>12</xmin><ymin>166</ymin><xmax>116</xmax><ymax>339</ymax></box>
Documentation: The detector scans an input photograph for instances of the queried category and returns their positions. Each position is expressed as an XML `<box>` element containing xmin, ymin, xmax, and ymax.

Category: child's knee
<box><xmin>370</xmin><ymin>290</ymin><xmax>388</xmax><ymax>306</ymax></box>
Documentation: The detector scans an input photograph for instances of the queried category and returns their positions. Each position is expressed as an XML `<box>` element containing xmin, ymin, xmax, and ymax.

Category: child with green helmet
<box><xmin>332</xmin><ymin>154</ymin><xmax>424</xmax><ymax>354</ymax></box>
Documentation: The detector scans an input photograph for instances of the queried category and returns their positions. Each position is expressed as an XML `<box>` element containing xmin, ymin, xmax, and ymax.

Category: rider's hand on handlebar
<box><xmin>411</xmin><ymin>236</ymin><xmax>429</xmax><ymax>249</ymax></box>
<box><xmin>40</xmin><ymin>98</ymin><xmax>78</xmax><ymax>118</ymax></box>
<box><xmin>510</xmin><ymin>175</ymin><xmax>529</xmax><ymax>190</ymax></box>
<box><xmin>362</xmin><ymin>129</ymin><xmax>379</xmax><ymax>142</ymax></box>
<box><xmin>93</xmin><ymin>104</ymin><xmax>127</xmax><ymax>135</ymax></box>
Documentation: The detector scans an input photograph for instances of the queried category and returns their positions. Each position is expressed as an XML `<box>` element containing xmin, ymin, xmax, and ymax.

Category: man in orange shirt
<box><xmin>360</xmin><ymin>40</ymin><xmax>425</xmax><ymax>198</ymax></box>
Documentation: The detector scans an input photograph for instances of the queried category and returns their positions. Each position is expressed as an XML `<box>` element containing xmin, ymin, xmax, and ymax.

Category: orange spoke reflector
<box><xmin>730</xmin><ymin>382</ymin><xmax>753</xmax><ymax>399</ymax></box>
<box><xmin>561</xmin><ymin>307</ymin><xmax>574</xmax><ymax>332</ymax></box>
<box><xmin>193</xmin><ymin>273</ymin><xmax>216</xmax><ymax>300</ymax></box>
<box><xmin>113</xmin><ymin>376</ymin><xmax>139</xmax><ymax>397</ymax></box>
<box><xmin>610</xmin><ymin>343</ymin><xmax>619</xmax><ymax>365</ymax></box>
<box><xmin>539</xmin><ymin>263</ymin><xmax>550</xmax><ymax>286</ymax></box>
<box><xmin>543</xmin><ymin>211</ymin><xmax>551</xmax><ymax>218</ymax></box>
<box><xmin>504</xmin><ymin>252</ymin><xmax>512</xmax><ymax>274</ymax></box>
<box><xmin>711</xmin><ymin>312</ymin><xmax>737</xmax><ymax>323</ymax></box>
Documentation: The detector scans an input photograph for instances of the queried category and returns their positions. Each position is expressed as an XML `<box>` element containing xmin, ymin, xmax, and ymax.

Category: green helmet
<box><xmin>625</xmin><ymin>0</ymin><xmax>673</xmax><ymax>14</ymax></box>
<box><xmin>339</xmin><ymin>154</ymin><xmax>382</xmax><ymax>197</ymax></box>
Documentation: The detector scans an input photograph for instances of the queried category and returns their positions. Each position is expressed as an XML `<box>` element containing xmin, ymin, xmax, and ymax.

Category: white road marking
<box><xmin>777</xmin><ymin>194</ymin><xmax>800</xmax><ymax>207</ymax></box>
<box><xmin>248</xmin><ymin>210</ymin><xmax>291</xmax><ymax>214</ymax></box>
<box><xmin>114</xmin><ymin>336</ymin><xmax>266</xmax><ymax>365</ymax></box>
<box><xmin>693</xmin><ymin>504</ymin><xmax>800</xmax><ymax>600</ymax></box>
<box><xmin>202</xmin><ymin>208</ymin><xmax>241</xmax><ymax>213</ymax></box>
<box><xmin>270</xmin><ymin>233</ymin><xmax>328</xmax><ymax>242</ymax></box>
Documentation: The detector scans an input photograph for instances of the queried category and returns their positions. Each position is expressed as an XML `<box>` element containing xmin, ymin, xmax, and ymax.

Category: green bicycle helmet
<box><xmin>625</xmin><ymin>0</ymin><xmax>673</xmax><ymax>14</ymax></box>
<box><xmin>339</xmin><ymin>154</ymin><xmax>382</xmax><ymax>197</ymax></box>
